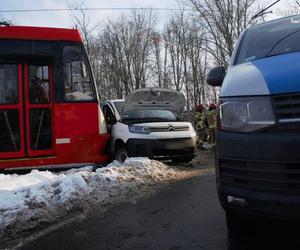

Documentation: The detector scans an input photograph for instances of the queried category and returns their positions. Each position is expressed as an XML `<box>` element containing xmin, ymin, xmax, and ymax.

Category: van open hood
<box><xmin>122</xmin><ymin>88</ymin><xmax>186</xmax><ymax>115</ymax></box>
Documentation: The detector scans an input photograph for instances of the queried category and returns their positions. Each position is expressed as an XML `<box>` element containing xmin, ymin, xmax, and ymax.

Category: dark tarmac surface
<box><xmin>20</xmin><ymin>152</ymin><xmax>300</xmax><ymax>250</ymax></box>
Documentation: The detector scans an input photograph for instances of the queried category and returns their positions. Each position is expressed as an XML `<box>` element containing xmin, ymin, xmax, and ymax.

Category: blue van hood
<box><xmin>220</xmin><ymin>52</ymin><xmax>300</xmax><ymax>97</ymax></box>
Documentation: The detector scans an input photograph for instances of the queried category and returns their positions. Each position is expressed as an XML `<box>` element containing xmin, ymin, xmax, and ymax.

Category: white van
<box><xmin>102</xmin><ymin>88</ymin><xmax>196</xmax><ymax>162</ymax></box>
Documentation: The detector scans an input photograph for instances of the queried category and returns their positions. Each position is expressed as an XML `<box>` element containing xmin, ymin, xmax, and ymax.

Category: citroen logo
<box><xmin>168</xmin><ymin>124</ymin><xmax>175</xmax><ymax>131</ymax></box>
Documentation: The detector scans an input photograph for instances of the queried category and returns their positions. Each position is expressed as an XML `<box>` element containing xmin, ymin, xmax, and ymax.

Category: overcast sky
<box><xmin>0</xmin><ymin>0</ymin><xmax>296</xmax><ymax>29</ymax></box>
<box><xmin>0</xmin><ymin>0</ymin><xmax>178</xmax><ymax>28</ymax></box>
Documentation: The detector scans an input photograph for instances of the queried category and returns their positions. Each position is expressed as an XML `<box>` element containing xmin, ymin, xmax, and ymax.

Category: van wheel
<box><xmin>115</xmin><ymin>145</ymin><xmax>128</xmax><ymax>163</ymax></box>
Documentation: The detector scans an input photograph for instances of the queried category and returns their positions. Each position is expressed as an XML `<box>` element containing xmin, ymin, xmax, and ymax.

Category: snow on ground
<box><xmin>0</xmin><ymin>158</ymin><xmax>178</xmax><ymax>241</ymax></box>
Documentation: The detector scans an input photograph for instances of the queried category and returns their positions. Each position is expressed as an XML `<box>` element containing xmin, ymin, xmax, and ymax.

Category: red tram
<box><xmin>0</xmin><ymin>25</ymin><xmax>110</xmax><ymax>170</ymax></box>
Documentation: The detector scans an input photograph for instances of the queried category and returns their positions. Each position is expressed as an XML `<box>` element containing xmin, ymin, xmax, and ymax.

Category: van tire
<box><xmin>115</xmin><ymin>145</ymin><xmax>128</xmax><ymax>163</ymax></box>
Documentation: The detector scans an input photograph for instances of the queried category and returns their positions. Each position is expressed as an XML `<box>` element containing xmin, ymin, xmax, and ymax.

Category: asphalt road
<box><xmin>20</xmin><ymin>154</ymin><xmax>300</xmax><ymax>250</ymax></box>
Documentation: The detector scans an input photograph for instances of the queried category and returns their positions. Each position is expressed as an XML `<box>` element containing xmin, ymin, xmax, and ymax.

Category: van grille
<box><xmin>220</xmin><ymin>158</ymin><xmax>300</xmax><ymax>195</ymax></box>
<box><xmin>273</xmin><ymin>93</ymin><xmax>300</xmax><ymax>122</ymax></box>
<box><xmin>150</xmin><ymin>126</ymin><xmax>189</xmax><ymax>132</ymax></box>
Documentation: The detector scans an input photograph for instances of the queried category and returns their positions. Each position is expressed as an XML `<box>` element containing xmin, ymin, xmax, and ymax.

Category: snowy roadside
<box><xmin>0</xmin><ymin>158</ymin><xmax>180</xmax><ymax>243</ymax></box>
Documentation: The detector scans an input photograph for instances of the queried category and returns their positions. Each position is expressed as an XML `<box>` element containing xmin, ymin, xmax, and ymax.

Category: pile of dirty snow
<box><xmin>0</xmin><ymin>158</ymin><xmax>178</xmax><ymax>240</ymax></box>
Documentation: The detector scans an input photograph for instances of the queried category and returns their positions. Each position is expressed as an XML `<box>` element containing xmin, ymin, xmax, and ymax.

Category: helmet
<box><xmin>209</xmin><ymin>103</ymin><xmax>216</xmax><ymax>110</ymax></box>
<box><xmin>196</xmin><ymin>104</ymin><xmax>204</xmax><ymax>112</ymax></box>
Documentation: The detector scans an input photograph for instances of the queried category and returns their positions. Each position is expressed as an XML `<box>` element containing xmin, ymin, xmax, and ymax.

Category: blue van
<box><xmin>207</xmin><ymin>15</ymin><xmax>300</xmax><ymax>231</ymax></box>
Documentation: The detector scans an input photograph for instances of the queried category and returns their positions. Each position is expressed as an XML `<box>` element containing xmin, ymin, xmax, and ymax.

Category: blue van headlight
<box><xmin>219</xmin><ymin>97</ymin><xmax>276</xmax><ymax>132</ymax></box>
<box><xmin>129</xmin><ymin>125</ymin><xmax>151</xmax><ymax>134</ymax></box>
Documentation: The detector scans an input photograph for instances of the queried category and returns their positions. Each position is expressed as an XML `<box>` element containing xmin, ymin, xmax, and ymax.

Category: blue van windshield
<box><xmin>235</xmin><ymin>16</ymin><xmax>300</xmax><ymax>65</ymax></box>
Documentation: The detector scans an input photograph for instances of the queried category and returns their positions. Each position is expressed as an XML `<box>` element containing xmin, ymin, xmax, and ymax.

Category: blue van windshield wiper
<box><xmin>265</xmin><ymin>29</ymin><xmax>300</xmax><ymax>57</ymax></box>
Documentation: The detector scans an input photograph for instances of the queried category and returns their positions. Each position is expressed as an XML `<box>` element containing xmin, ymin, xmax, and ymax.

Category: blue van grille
<box><xmin>273</xmin><ymin>94</ymin><xmax>300</xmax><ymax>121</ymax></box>
<box><xmin>219</xmin><ymin>158</ymin><xmax>300</xmax><ymax>195</ymax></box>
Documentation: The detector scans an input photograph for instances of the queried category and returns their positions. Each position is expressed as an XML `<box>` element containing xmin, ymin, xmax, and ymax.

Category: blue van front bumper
<box><xmin>217</xmin><ymin>130</ymin><xmax>300</xmax><ymax>220</ymax></box>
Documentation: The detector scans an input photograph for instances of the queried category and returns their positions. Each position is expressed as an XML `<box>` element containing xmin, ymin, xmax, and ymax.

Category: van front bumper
<box><xmin>126</xmin><ymin>137</ymin><xmax>196</xmax><ymax>160</ymax></box>
<box><xmin>217</xmin><ymin>130</ymin><xmax>300</xmax><ymax>220</ymax></box>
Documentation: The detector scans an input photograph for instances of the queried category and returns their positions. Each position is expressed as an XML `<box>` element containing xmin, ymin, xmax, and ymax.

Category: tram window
<box><xmin>0</xmin><ymin>110</ymin><xmax>20</xmax><ymax>152</ymax></box>
<box><xmin>29</xmin><ymin>65</ymin><xmax>50</xmax><ymax>104</ymax></box>
<box><xmin>63</xmin><ymin>46</ymin><xmax>95</xmax><ymax>102</ymax></box>
<box><xmin>0</xmin><ymin>64</ymin><xmax>18</xmax><ymax>104</ymax></box>
<box><xmin>30</xmin><ymin>108</ymin><xmax>52</xmax><ymax>150</ymax></box>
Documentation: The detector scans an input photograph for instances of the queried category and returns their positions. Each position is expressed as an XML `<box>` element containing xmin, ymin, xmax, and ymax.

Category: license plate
<box><xmin>164</xmin><ymin>141</ymin><xmax>185</xmax><ymax>150</ymax></box>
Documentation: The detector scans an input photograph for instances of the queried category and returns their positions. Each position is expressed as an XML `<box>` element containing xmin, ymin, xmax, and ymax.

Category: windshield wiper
<box><xmin>265</xmin><ymin>29</ymin><xmax>300</xmax><ymax>57</ymax></box>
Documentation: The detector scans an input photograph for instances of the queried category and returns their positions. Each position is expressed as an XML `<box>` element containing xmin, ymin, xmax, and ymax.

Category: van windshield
<box><xmin>121</xmin><ymin>109</ymin><xmax>179</xmax><ymax>124</ymax></box>
<box><xmin>235</xmin><ymin>16</ymin><xmax>300</xmax><ymax>65</ymax></box>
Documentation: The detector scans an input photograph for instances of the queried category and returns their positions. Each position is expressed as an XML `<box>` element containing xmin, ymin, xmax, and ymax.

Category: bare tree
<box><xmin>68</xmin><ymin>1</ymin><xmax>99</xmax><ymax>56</ymax></box>
<box><xmin>186</xmin><ymin>0</ymin><xmax>266</xmax><ymax>67</ymax></box>
<box><xmin>163</xmin><ymin>10</ymin><xmax>211</xmax><ymax>108</ymax></box>
<box><xmin>66</xmin><ymin>1</ymin><xmax>270</xmax><ymax>106</ymax></box>
<box><xmin>186</xmin><ymin>21</ymin><xmax>208</xmax><ymax>107</ymax></box>
<box><xmin>164</xmin><ymin>12</ymin><xmax>187</xmax><ymax>92</ymax></box>
<box><xmin>97</xmin><ymin>10</ymin><xmax>156</xmax><ymax>97</ymax></box>
<box><xmin>152</xmin><ymin>32</ymin><xmax>163</xmax><ymax>87</ymax></box>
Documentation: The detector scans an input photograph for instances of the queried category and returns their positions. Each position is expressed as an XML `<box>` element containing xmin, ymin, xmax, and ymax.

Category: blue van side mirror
<box><xmin>207</xmin><ymin>66</ymin><xmax>226</xmax><ymax>87</ymax></box>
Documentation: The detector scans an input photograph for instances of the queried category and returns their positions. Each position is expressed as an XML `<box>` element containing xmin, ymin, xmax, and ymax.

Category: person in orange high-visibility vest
<box><xmin>195</xmin><ymin>104</ymin><xmax>208</xmax><ymax>149</ymax></box>
<box><xmin>206</xmin><ymin>103</ymin><xmax>217</xmax><ymax>144</ymax></box>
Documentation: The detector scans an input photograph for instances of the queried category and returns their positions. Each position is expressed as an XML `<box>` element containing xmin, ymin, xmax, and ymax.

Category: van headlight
<box><xmin>129</xmin><ymin>125</ymin><xmax>151</xmax><ymax>134</ymax></box>
<box><xmin>219</xmin><ymin>97</ymin><xmax>276</xmax><ymax>132</ymax></box>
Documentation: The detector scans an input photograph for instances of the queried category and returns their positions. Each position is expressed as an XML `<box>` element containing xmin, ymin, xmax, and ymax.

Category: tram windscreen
<box><xmin>63</xmin><ymin>46</ymin><xmax>96</xmax><ymax>102</ymax></box>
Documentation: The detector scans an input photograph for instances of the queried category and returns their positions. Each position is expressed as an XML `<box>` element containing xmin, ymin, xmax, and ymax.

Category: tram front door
<box><xmin>0</xmin><ymin>63</ymin><xmax>55</xmax><ymax>159</ymax></box>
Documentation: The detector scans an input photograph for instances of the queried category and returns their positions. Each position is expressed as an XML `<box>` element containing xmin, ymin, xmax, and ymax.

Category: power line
<box><xmin>0</xmin><ymin>7</ymin><xmax>194</xmax><ymax>13</ymax></box>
